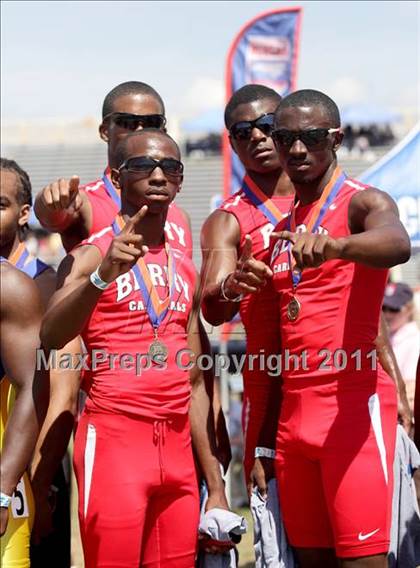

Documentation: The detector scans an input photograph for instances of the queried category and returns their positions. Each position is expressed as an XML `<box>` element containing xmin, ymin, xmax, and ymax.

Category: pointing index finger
<box><xmin>68</xmin><ymin>176</ymin><xmax>80</xmax><ymax>194</ymax></box>
<box><xmin>271</xmin><ymin>230</ymin><xmax>296</xmax><ymax>244</ymax></box>
<box><xmin>239</xmin><ymin>234</ymin><xmax>253</xmax><ymax>263</ymax></box>
<box><xmin>121</xmin><ymin>205</ymin><xmax>148</xmax><ymax>235</ymax></box>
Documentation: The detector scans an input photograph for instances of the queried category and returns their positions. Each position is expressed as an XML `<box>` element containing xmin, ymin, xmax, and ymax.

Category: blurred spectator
<box><xmin>25</xmin><ymin>228</ymin><xmax>65</xmax><ymax>269</ymax></box>
<box><xmin>382</xmin><ymin>282</ymin><xmax>420</xmax><ymax>410</ymax></box>
<box><xmin>354</xmin><ymin>130</ymin><xmax>370</xmax><ymax>154</ymax></box>
<box><xmin>343</xmin><ymin>125</ymin><xmax>355</xmax><ymax>151</ymax></box>
<box><xmin>185</xmin><ymin>133</ymin><xmax>221</xmax><ymax>157</ymax></box>
<box><xmin>341</xmin><ymin>125</ymin><xmax>395</xmax><ymax>154</ymax></box>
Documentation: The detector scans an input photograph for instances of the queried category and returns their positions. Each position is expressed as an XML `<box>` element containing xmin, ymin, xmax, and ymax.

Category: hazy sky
<box><xmin>1</xmin><ymin>1</ymin><xmax>419</xmax><ymax>122</ymax></box>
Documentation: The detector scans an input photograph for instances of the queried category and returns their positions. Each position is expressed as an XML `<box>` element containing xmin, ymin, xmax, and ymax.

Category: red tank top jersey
<box><xmin>220</xmin><ymin>183</ymin><xmax>293</xmax><ymax>353</ymax></box>
<box><xmin>270</xmin><ymin>178</ymin><xmax>388</xmax><ymax>379</ymax></box>
<box><xmin>81</xmin><ymin>169</ymin><xmax>193</xmax><ymax>258</ymax></box>
<box><xmin>79</xmin><ymin>228</ymin><xmax>196</xmax><ymax>419</ymax></box>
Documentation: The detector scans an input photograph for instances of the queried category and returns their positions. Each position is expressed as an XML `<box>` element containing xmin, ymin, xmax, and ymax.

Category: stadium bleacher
<box><xmin>2</xmin><ymin>143</ymin><xmax>419</xmax><ymax>288</ymax></box>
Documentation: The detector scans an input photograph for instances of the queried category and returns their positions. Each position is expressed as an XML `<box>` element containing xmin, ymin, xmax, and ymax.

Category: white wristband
<box><xmin>220</xmin><ymin>273</ymin><xmax>243</xmax><ymax>303</ymax></box>
<box><xmin>254</xmin><ymin>447</ymin><xmax>276</xmax><ymax>459</ymax></box>
<box><xmin>89</xmin><ymin>266</ymin><xmax>111</xmax><ymax>290</ymax></box>
<box><xmin>0</xmin><ymin>492</ymin><xmax>12</xmax><ymax>508</ymax></box>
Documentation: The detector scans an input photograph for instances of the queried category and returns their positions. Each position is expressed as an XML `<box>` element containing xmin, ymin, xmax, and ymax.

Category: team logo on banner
<box><xmin>245</xmin><ymin>36</ymin><xmax>291</xmax><ymax>92</ymax></box>
<box><xmin>224</xmin><ymin>8</ymin><xmax>303</xmax><ymax>197</ymax></box>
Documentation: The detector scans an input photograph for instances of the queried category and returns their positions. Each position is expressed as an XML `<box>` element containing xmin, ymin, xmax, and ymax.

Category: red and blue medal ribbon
<box><xmin>9</xmin><ymin>242</ymin><xmax>29</xmax><ymax>269</ymax></box>
<box><xmin>102</xmin><ymin>169</ymin><xmax>122</xmax><ymax>210</ymax></box>
<box><xmin>8</xmin><ymin>242</ymin><xmax>49</xmax><ymax>279</ymax></box>
<box><xmin>241</xmin><ymin>175</ymin><xmax>285</xmax><ymax>226</ymax></box>
<box><xmin>286</xmin><ymin>167</ymin><xmax>347</xmax><ymax>288</ymax></box>
<box><xmin>112</xmin><ymin>214</ymin><xmax>176</xmax><ymax>332</ymax></box>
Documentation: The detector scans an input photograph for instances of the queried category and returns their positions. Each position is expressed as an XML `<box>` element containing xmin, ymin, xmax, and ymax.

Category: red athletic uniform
<box><xmin>78</xmin><ymin>170</ymin><xmax>193</xmax><ymax>400</ymax></box>
<box><xmin>270</xmin><ymin>177</ymin><xmax>397</xmax><ymax>558</ymax></box>
<box><xmin>81</xmin><ymin>169</ymin><xmax>193</xmax><ymax>256</ymax></box>
<box><xmin>220</xmin><ymin>177</ymin><xmax>293</xmax><ymax>478</ymax></box>
<box><xmin>73</xmin><ymin>227</ymin><xmax>199</xmax><ymax>568</ymax></box>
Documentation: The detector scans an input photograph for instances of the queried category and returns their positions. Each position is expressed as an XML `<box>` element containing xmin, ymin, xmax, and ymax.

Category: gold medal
<box><xmin>287</xmin><ymin>296</ymin><xmax>301</xmax><ymax>322</ymax></box>
<box><xmin>148</xmin><ymin>339</ymin><xmax>168</xmax><ymax>363</ymax></box>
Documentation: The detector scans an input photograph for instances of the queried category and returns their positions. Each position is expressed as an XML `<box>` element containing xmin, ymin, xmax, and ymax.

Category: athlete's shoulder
<box><xmin>339</xmin><ymin>176</ymin><xmax>385</xmax><ymax>209</ymax></box>
<box><xmin>201</xmin><ymin>206</ymin><xmax>241</xmax><ymax>244</ymax></box>
<box><xmin>220</xmin><ymin>187</ymin><xmax>247</xmax><ymax>210</ymax></box>
<box><xmin>343</xmin><ymin>176</ymin><xmax>371</xmax><ymax>193</ymax></box>
<box><xmin>80</xmin><ymin>176</ymin><xmax>106</xmax><ymax>195</ymax></box>
<box><xmin>83</xmin><ymin>225</ymin><xmax>114</xmax><ymax>248</ymax></box>
<box><xmin>1</xmin><ymin>260</ymin><xmax>38</xmax><ymax>305</ymax></box>
<box><xmin>328</xmin><ymin>175</ymin><xmax>372</xmax><ymax>212</ymax></box>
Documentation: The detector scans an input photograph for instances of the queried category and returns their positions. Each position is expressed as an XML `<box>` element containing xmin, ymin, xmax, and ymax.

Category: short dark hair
<box><xmin>102</xmin><ymin>81</ymin><xmax>165</xmax><ymax>119</ymax></box>
<box><xmin>0</xmin><ymin>158</ymin><xmax>32</xmax><ymax>206</ymax></box>
<box><xmin>224</xmin><ymin>84</ymin><xmax>282</xmax><ymax>128</ymax></box>
<box><xmin>275</xmin><ymin>89</ymin><xmax>341</xmax><ymax>127</ymax></box>
<box><xmin>114</xmin><ymin>129</ymin><xmax>180</xmax><ymax>168</ymax></box>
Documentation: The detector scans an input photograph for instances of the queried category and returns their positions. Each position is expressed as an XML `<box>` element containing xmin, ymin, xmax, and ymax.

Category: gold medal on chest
<box><xmin>148</xmin><ymin>339</ymin><xmax>168</xmax><ymax>362</ymax></box>
<box><xmin>287</xmin><ymin>296</ymin><xmax>301</xmax><ymax>322</ymax></box>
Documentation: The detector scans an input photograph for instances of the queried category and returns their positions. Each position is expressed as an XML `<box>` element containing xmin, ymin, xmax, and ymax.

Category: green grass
<box><xmin>235</xmin><ymin>506</ymin><xmax>255</xmax><ymax>568</ymax></box>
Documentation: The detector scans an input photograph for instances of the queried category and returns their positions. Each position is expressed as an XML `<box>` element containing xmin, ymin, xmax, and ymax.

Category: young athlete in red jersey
<box><xmin>41</xmin><ymin>129</ymin><xmax>230</xmax><ymax>568</ymax></box>
<box><xmin>269</xmin><ymin>90</ymin><xmax>411</xmax><ymax>568</ymax></box>
<box><xmin>201</xmin><ymin>85</ymin><xmax>295</xmax><ymax>495</ymax></box>
<box><xmin>200</xmin><ymin>87</ymin><xmax>410</xmax><ymax>552</ymax></box>
<box><xmin>34</xmin><ymin>81</ymin><xmax>192</xmax><ymax>256</ymax></box>
<box><xmin>33</xmin><ymin>81</ymin><xmax>230</xmax><ymax>472</ymax></box>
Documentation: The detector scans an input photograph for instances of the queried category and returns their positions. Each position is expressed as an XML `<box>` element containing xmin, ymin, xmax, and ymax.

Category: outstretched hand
<box><xmin>40</xmin><ymin>176</ymin><xmax>83</xmax><ymax>211</ymax></box>
<box><xmin>271</xmin><ymin>230</ymin><xmax>344</xmax><ymax>270</ymax></box>
<box><xmin>98</xmin><ymin>206</ymin><xmax>149</xmax><ymax>283</ymax></box>
<box><xmin>223</xmin><ymin>234</ymin><xmax>273</xmax><ymax>299</ymax></box>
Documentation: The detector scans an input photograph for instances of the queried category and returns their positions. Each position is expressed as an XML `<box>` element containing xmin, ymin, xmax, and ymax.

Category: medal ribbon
<box><xmin>286</xmin><ymin>166</ymin><xmax>347</xmax><ymax>289</ymax></box>
<box><xmin>8</xmin><ymin>242</ymin><xmax>29</xmax><ymax>269</ymax></box>
<box><xmin>242</xmin><ymin>175</ymin><xmax>286</xmax><ymax>226</ymax></box>
<box><xmin>102</xmin><ymin>169</ymin><xmax>122</xmax><ymax>210</ymax></box>
<box><xmin>112</xmin><ymin>214</ymin><xmax>176</xmax><ymax>331</ymax></box>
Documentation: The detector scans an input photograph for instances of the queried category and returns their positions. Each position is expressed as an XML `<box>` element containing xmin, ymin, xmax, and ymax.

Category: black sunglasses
<box><xmin>272</xmin><ymin>128</ymin><xmax>340</xmax><ymax>148</ymax></box>
<box><xmin>104</xmin><ymin>112</ymin><xmax>166</xmax><ymax>131</ymax></box>
<box><xmin>119</xmin><ymin>156</ymin><xmax>184</xmax><ymax>178</ymax></box>
<box><xmin>382</xmin><ymin>306</ymin><xmax>401</xmax><ymax>314</ymax></box>
<box><xmin>229</xmin><ymin>113</ymin><xmax>275</xmax><ymax>140</ymax></box>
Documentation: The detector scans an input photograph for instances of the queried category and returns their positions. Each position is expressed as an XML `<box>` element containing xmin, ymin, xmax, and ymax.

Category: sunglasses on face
<box><xmin>229</xmin><ymin>113</ymin><xmax>275</xmax><ymax>140</ymax></box>
<box><xmin>272</xmin><ymin>128</ymin><xmax>340</xmax><ymax>148</ymax></box>
<box><xmin>119</xmin><ymin>156</ymin><xmax>184</xmax><ymax>178</ymax></box>
<box><xmin>104</xmin><ymin>112</ymin><xmax>167</xmax><ymax>131</ymax></box>
<box><xmin>382</xmin><ymin>306</ymin><xmax>401</xmax><ymax>314</ymax></box>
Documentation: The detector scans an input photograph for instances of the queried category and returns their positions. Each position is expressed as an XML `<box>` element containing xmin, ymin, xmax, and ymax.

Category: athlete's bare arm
<box><xmin>40</xmin><ymin>246</ymin><xmax>104</xmax><ymax>349</ymax></box>
<box><xmin>0</xmin><ymin>263</ymin><xmax>48</xmax><ymax>535</ymax></box>
<box><xmin>273</xmin><ymin>188</ymin><xmax>410</xmax><ymax>270</ymax></box>
<box><xmin>188</xmin><ymin>281</ymin><xmax>229</xmax><ymax>512</ymax></box>
<box><xmin>376</xmin><ymin>314</ymin><xmax>412</xmax><ymax>432</ymax></box>
<box><xmin>345</xmin><ymin>188</ymin><xmax>411</xmax><ymax>266</ymax></box>
<box><xmin>248</xmin><ymin>279</ymin><xmax>282</xmax><ymax>498</ymax></box>
<box><xmin>34</xmin><ymin>176</ymin><xmax>93</xmax><ymax>251</ymax></box>
<box><xmin>41</xmin><ymin>207</ymin><xmax>148</xmax><ymax>349</ymax></box>
<box><xmin>29</xmin><ymin>267</ymin><xmax>81</xmax><ymax>542</ymax></box>
<box><xmin>198</xmin><ymin>319</ymin><xmax>232</xmax><ymax>473</ymax></box>
<box><xmin>201</xmin><ymin>209</ymin><xmax>272</xmax><ymax>325</ymax></box>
